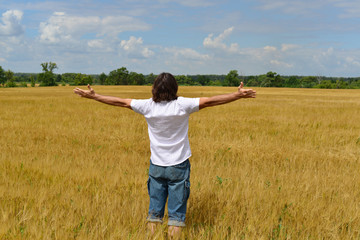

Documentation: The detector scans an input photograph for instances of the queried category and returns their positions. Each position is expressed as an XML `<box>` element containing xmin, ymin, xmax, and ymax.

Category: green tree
<box><xmin>107</xmin><ymin>67</ymin><xmax>129</xmax><ymax>85</ymax></box>
<box><xmin>224</xmin><ymin>70</ymin><xmax>240</xmax><ymax>86</ymax></box>
<box><xmin>99</xmin><ymin>72</ymin><xmax>107</xmax><ymax>85</ymax></box>
<box><xmin>285</xmin><ymin>76</ymin><xmax>300</xmax><ymax>87</ymax></box>
<box><xmin>74</xmin><ymin>74</ymin><xmax>82</xmax><ymax>85</ymax></box>
<box><xmin>56</xmin><ymin>74</ymin><xmax>62</xmax><ymax>83</ymax></box>
<box><xmin>175</xmin><ymin>75</ymin><xmax>193</xmax><ymax>85</ymax></box>
<box><xmin>145</xmin><ymin>73</ymin><xmax>156</xmax><ymax>85</ymax></box>
<box><xmin>349</xmin><ymin>79</ymin><xmax>360</xmax><ymax>89</ymax></box>
<box><xmin>317</xmin><ymin>80</ymin><xmax>333</xmax><ymax>89</ymax></box>
<box><xmin>335</xmin><ymin>79</ymin><xmax>348</xmax><ymax>89</ymax></box>
<box><xmin>258</xmin><ymin>74</ymin><xmax>270</xmax><ymax>87</ymax></box>
<box><xmin>209</xmin><ymin>80</ymin><xmax>222</xmax><ymax>86</ymax></box>
<box><xmin>5</xmin><ymin>69</ymin><xmax>14</xmax><ymax>81</ymax></box>
<box><xmin>5</xmin><ymin>70</ymin><xmax>16</xmax><ymax>87</ymax></box>
<box><xmin>263</xmin><ymin>71</ymin><xmax>283</xmax><ymax>87</ymax></box>
<box><xmin>0</xmin><ymin>66</ymin><xmax>6</xmax><ymax>86</ymax></box>
<box><xmin>74</xmin><ymin>73</ymin><xmax>93</xmax><ymax>85</ymax></box>
<box><xmin>39</xmin><ymin>72</ymin><xmax>56</xmax><ymax>86</ymax></box>
<box><xmin>246</xmin><ymin>76</ymin><xmax>258</xmax><ymax>87</ymax></box>
<box><xmin>128</xmin><ymin>72</ymin><xmax>145</xmax><ymax>85</ymax></box>
<box><xmin>198</xmin><ymin>75</ymin><xmax>210</xmax><ymax>86</ymax></box>
<box><xmin>41</xmin><ymin>62</ymin><xmax>58</xmax><ymax>73</ymax></box>
<box><xmin>30</xmin><ymin>76</ymin><xmax>36</xmax><ymax>87</ymax></box>
<box><xmin>272</xmin><ymin>73</ymin><xmax>283</xmax><ymax>87</ymax></box>
<box><xmin>39</xmin><ymin>62</ymin><xmax>58</xmax><ymax>86</ymax></box>
<box><xmin>301</xmin><ymin>76</ymin><xmax>317</xmax><ymax>88</ymax></box>
<box><xmin>61</xmin><ymin>73</ymin><xmax>77</xmax><ymax>85</ymax></box>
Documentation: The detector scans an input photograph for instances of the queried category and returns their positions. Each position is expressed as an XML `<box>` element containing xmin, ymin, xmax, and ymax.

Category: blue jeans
<box><xmin>147</xmin><ymin>159</ymin><xmax>191</xmax><ymax>227</ymax></box>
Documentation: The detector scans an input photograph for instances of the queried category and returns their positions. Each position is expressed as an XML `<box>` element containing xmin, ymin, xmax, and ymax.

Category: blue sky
<box><xmin>1</xmin><ymin>0</ymin><xmax>360</xmax><ymax>76</ymax></box>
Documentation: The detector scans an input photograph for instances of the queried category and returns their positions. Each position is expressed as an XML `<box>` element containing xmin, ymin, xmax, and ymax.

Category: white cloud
<box><xmin>332</xmin><ymin>0</ymin><xmax>360</xmax><ymax>18</ymax></box>
<box><xmin>99</xmin><ymin>16</ymin><xmax>150</xmax><ymax>36</ymax></box>
<box><xmin>257</xmin><ymin>0</ymin><xmax>327</xmax><ymax>15</ymax></box>
<box><xmin>323</xmin><ymin>47</ymin><xmax>334</xmax><ymax>56</ymax></box>
<box><xmin>159</xmin><ymin>46</ymin><xmax>212</xmax><ymax>74</ymax></box>
<box><xmin>258</xmin><ymin>0</ymin><xmax>360</xmax><ymax>20</ymax></box>
<box><xmin>281</xmin><ymin>44</ymin><xmax>299</xmax><ymax>52</ymax></box>
<box><xmin>203</xmin><ymin>27</ymin><xmax>240</xmax><ymax>53</ymax></box>
<box><xmin>164</xmin><ymin>47</ymin><xmax>210</xmax><ymax>61</ymax></box>
<box><xmin>264</xmin><ymin>46</ymin><xmax>277</xmax><ymax>51</ymax></box>
<box><xmin>88</xmin><ymin>39</ymin><xmax>104</xmax><ymax>48</ymax></box>
<box><xmin>0</xmin><ymin>40</ymin><xmax>13</xmax><ymax>53</ymax></box>
<box><xmin>120</xmin><ymin>36</ymin><xmax>154</xmax><ymax>59</ymax></box>
<box><xmin>87</xmin><ymin>39</ymin><xmax>113</xmax><ymax>52</ymax></box>
<box><xmin>157</xmin><ymin>0</ymin><xmax>216</xmax><ymax>7</ymax></box>
<box><xmin>39</xmin><ymin>12</ymin><xmax>95</xmax><ymax>43</ymax></box>
<box><xmin>0</xmin><ymin>9</ymin><xmax>24</xmax><ymax>63</ymax></box>
<box><xmin>0</xmin><ymin>10</ymin><xmax>24</xmax><ymax>36</ymax></box>
<box><xmin>270</xmin><ymin>59</ymin><xmax>293</xmax><ymax>68</ymax></box>
<box><xmin>39</xmin><ymin>12</ymin><xmax>151</xmax><ymax>44</ymax></box>
<box><xmin>345</xmin><ymin>56</ymin><xmax>360</xmax><ymax>67</ymax></box>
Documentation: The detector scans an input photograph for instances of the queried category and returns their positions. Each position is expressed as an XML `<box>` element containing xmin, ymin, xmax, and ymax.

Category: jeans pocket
<box><xmin>147</xmin><ymin>178</ymin><xmax>151</xmax><ymax>195</ymax></box>
<box><xmin>183</xmin><ymin>181</ymin><xmax>190</xmax><ymax>202</ymax></box>
<box><xmin>169</xmin><ymin>160</ymin><xmax>190</xmax><ymax>181</ymax></box>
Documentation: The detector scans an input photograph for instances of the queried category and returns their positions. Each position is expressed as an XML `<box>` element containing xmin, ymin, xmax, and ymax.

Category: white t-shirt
<box><xmin>131</xmin><ymin>97</ymin><xmax>200</xmax><ymax>166</ymax></box>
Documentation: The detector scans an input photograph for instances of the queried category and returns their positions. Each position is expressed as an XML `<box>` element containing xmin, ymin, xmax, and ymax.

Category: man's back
<box><xmin>131</xmin><ymin>97</ymin><xmax>199</xmax><ymax>166</ymax></box>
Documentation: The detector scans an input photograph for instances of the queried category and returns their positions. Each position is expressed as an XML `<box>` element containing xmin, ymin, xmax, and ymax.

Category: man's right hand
<box><xmin>74</xmin><ymin>84</ymin><xmax>96</xmax><ymax>99</ymax></box>
<box><xmin>199</xmin><ymin>82</ymin><xmax>256</xmax><ymax>110</ymax></box>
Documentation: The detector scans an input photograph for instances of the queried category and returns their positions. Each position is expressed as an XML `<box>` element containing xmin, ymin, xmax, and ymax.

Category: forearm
<box><xmin>200</xmin><ymin>92</ymin><xmax>241</xmax><ymax>109</ymax></box>
<box><xmin>92</xmin><ymin>94</ymin><xmax>132</xmax><ymax>108</ymax></box>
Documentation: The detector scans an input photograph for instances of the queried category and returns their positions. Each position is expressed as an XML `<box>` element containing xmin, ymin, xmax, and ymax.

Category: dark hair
<box><xmin>152</xmin><ymin>72</ymin><xmax>178</xmax><ymax>102</ymax></box>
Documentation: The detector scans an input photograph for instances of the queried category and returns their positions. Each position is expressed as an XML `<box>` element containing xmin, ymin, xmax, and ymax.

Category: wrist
<box><xmin>234</xmin><ymin>91</ymin><xmax>242</xmax><ymax>98</ymax></box>
<box><xmin>89</xmin><ymin>93</ymin><xmax>97</xmax><ymax>99</ymax></box>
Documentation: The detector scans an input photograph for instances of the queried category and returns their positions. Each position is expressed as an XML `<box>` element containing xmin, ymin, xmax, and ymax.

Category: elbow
<box><xmin>199</xmin><ymin>97</ymin><xmax>210</xmax><ymax>110</ymax></box>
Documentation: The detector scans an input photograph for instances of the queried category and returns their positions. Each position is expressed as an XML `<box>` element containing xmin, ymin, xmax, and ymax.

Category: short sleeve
<box><xmin>131</xmin><ymin>98</ymin><xmax>152</xmax><ymax>115</ymax></box>
<box><xmin>177</xmin><ymin>97</ymin><xmax>200</xmax><ymax>114</ymax></box>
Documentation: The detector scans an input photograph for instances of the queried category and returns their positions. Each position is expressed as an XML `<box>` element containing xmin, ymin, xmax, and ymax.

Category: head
<box><xmin>152</xmin><ymin>72</ymin><xmax>178</xmax><ymax>102</ymax></box>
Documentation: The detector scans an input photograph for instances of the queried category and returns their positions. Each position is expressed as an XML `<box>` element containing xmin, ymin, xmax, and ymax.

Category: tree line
<box><xmin>1</xmin><ymin>63</ymin><xmax>360</xmax><ymax>89</ymax></box>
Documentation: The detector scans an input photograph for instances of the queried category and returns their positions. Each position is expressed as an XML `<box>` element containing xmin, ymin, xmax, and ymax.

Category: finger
<box><xmin>239</xmin><ymin>82</ymin><xmax>244</xmax><ymax>89</ymax></box>
<box><xmin>74</xmin><ymin>88</ymin><xmax>82</xmax><ymax>92</ymax></box>
<box><xmin>246</xmin><ymin>90</ymin><xmax>255</xmax><ymax>97</ymax></box>
<box><xmin>74</xmin><ymin>88</ymin><xmax>85</xmax><ymax>96</ymax></box>
<box><xmin>87</xmin><ymin>84</ymin><xmax>92</xmax><ymax>90</ymax></box>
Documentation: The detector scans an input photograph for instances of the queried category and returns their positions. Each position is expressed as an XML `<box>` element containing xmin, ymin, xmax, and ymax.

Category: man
<box><xmin>74</xmin><ymin>72</ymin><xmax>256</xmax><ymax>239</ymax></box>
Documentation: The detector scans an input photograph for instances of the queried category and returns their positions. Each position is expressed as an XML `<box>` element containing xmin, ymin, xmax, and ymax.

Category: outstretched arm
<box><xmin>199</xmin><ymin>82</ymin><xmax>256</xmax><ymax>110</ymax></box>
<box><xmin>74</xmin><ymin>85</ymin><xmax>132</xmax><ymax>109</ymax></box>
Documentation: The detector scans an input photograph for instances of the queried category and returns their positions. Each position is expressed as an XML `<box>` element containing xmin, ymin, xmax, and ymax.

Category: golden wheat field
<box><xmin>1</xmin><ymin>85</ymin><xmax>360</xmax><ymax>239</ymax></box>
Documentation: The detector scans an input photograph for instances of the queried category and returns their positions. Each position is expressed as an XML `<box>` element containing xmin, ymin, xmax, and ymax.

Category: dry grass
<box><xmin>1</xmin><ymin>86</ymin><xmax>359</xmax><ymax>239</ymax></box>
